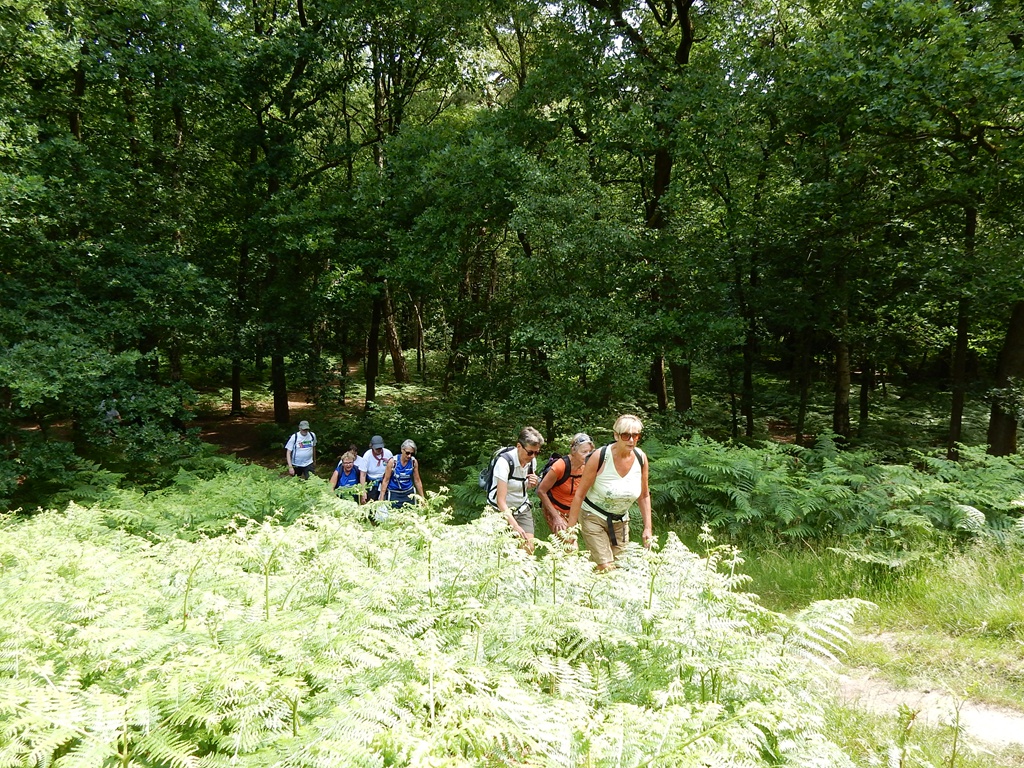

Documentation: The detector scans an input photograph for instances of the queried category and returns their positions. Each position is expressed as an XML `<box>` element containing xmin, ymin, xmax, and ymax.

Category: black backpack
<box><xmin>478</xmin><ymin>445</ymin><xmax>517</xmax><ymax>492</ymax></box>
<box><xmin>538</xmin><ymin>453</ymin><xmax>572</xmax><ymax>488</ymax></box>
<box><xmin>479</xmin><ymin>445</ymin><xmax>535</xmax><ymax>504</ymax></box>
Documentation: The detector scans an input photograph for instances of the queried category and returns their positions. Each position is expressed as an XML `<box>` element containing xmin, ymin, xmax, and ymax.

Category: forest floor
<box><xmin>193</xmin><ymin>393</ymin><xmax>315</xmax><ymax>470</ymax></box>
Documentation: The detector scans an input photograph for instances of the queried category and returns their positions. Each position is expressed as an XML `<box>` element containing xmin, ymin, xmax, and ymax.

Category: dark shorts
<box><xmin>294</xmin><ymin>463</ymin><xmax>314</xmax><ymax>480</ymax></box>
<box><xmin>387</xmin><ymin>489</ymin><xmax>414</xmax><ymax>508</ymax></box>
<box><xmin>365</xmin><ymin>480</ymin><xmax>383</xmax><ymax>501</ymax></box>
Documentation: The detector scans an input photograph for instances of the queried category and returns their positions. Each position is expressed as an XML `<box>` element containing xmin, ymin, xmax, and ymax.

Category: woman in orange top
<box><xmin>537</xmin><ymin>433</ymin><xmax>595</xmax><ymax>538</ymax></box>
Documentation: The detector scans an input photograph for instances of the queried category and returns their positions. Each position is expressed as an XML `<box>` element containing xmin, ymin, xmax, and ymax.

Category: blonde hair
<box><xmin>340</xmin><ymin>450</ymin><xmax>357</xmax><ymax>463</ymax></box>
<box><xmin>612</xmin><ymin>414</ymin><xmax>643</xmax><ymax>436</ymax></box>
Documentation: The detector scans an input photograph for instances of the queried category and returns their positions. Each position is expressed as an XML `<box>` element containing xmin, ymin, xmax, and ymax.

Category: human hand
<box><xmin>642</xmin><ymin>529</ymin><xmax>654</xmax><ymax>549</ymax></box>
<box><xmin>288</xmin><ymin>467</ymin><xmax>295</xmax><ymax>476</ymax></box>
<box><xmin>526</xmin><ymin>473</ymin><xmax>539</xmax><ymax>489</ymax></box>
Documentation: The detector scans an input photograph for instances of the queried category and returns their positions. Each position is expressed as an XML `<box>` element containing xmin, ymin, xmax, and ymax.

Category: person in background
<box><xmin>567</xmin><ymin>415</ymin><xmax>652</xmax><ymax>570</ymax></box>
<box><xmin>537</xmin><ymin>432</ymin><xmax>595</xmax><ymax>540</ymax></box>
<box><xmin>285</xmin><ymin>420</ymin><xmax>317</xmax><ymax>479</ymax></box>
<box><xmin>380</xmin><ymin>439</ymin><xmax>425</xmax><ymax>508</ymax></box>
<box><xmin>329</xmin><ymin>450</ymin><xmax>361</xmax><ymax>501</ymax></box>
<box><xmin>357</xmin><ymin>435</ymin><xmax>393</xmax><ymax>503</ymax></box>
<box><xmin>490</xmin><ymin>427</ymin><xmax>543</xmax><ymax>553</ymax></box>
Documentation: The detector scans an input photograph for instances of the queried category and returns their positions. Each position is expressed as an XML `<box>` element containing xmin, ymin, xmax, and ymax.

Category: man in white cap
<box><xmin>284</xmin><ymin>420</ymin><xmax>317</xmax><ymax>479</ymax></box>
<box><xmin>357</xmin><ymin>435</ymin><xmax>392</xmax><ymax>503</ymax></box>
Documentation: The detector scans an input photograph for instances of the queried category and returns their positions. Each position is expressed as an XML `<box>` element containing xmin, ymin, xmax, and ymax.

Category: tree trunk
<box><xmin>412</xmin><ymin>296</ymin><xmax>427</xmax><ymax>379</ymax></box>
<box><xmin>948</xmin><ymin>206</ymin><xmax>976</xmax><ymax>459</ymax></box>
<box><xmin>742</xmin><ymin>320</ymin><xmax>755</xmax><ymax>437</ymax></box>
<box><xmin>272</xmin><ymin>353</ymin><xmax>289</xmax><ymax>424</ymax></box>
<box><xmin>382</xmin><ymin>281</ymin><xmax>410</xmax><ymax>383</ymax></box>
<box><xmin>365</xmin><ymin>295</ymin><xmax>382</xmax><ymax>407</ymax></box>
<box><xmin>650</xmin><ymin>355</ymin><xmax>668</xmax><ymax>412</ymax></box>
<box><xmin>795</xmin><ymin>331</ymin><xmax>812</xmax><ymax>445</ymax></box>
<box><xmin>832</xmin><ymin>337</ymin><xmax>851</xmax><ymax>439</ymax></box>
<box><xmin>857</xmin><ymin>362</ymin><xmax>874</xmax><ymax>438</ymax></box>
<box><xmin>70</xmin><ymin>53</ymin><xmax>86</xmax><ymax>141</ymax></box>
<box><xmin>987</xmin><ymin>300</ymin><xmax>1024</xmax><ymax>456</ymax></box>
<box><xmin>947</xmin><ymin>297</ymin><xmax>971</xmax><ymax>459</ymax></box>
<box><xmin>669</xmin><ymin>360</ymin><xmax>692</xmax><ymax>413</ymax></box>
<box><xmin>230</xmin><ymin>358</ymin><xmax>244</xmax><ymax>416</ymax></box>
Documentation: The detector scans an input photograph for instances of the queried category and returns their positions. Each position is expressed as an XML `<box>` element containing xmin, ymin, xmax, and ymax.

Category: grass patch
<box><xmin>825</xmin><ymin>701</ymin><xmax>1024</xmax><ymax>768</ymax></box>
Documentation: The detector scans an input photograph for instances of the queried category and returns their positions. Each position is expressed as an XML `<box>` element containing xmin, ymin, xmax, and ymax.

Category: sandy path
<box><xmin>838</xmin><ymin>671</ymin><xmax>1024</xmax><ymax>748</ymax></box>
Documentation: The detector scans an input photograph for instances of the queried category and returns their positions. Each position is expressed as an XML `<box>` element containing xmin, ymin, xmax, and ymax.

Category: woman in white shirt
<box><xmin>567</xmin><ymin>414</ymin><xmax>653</xmax><ymax>570</ymax></box>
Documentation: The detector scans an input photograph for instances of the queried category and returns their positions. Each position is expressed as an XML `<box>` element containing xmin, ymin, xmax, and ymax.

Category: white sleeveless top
<box><xmin>583</xmin><ymin>447</ymin><xmax>642</xmax><ymax>519</ymax></box>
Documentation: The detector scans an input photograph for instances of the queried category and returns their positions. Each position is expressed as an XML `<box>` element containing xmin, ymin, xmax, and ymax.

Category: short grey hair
<box><xmin>401</xmin><ymin>439</ymin><xmax>417</xmax><ymax>453</ymax></box>
<box><xmin>517</xmin><ymin>426</ymin><xmax>544</xmax><ymax>448</ymax></box>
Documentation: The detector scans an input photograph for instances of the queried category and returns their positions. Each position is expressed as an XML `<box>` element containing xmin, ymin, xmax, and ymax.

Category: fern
<box><xmin>0</xmin><ymin>494</ymin><xmax>874</xmax><ymax>767</ymax></box>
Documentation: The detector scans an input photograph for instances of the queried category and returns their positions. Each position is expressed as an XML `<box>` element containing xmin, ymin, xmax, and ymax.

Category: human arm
<box><xmin>412</xmin><ymin>459</ymin><xmax>425</xmax><ymax>501</ymax></box>
<box><xmin>285</xmin><ymin>436</ymin><xmax>295</xmax><ymax>476</ymax></box>
<box><xmin>357</xmin><ymin>454</ymin><xmax>368</xmax><ymax>503</ymax></box>
<box><xmin>493</xmin><ymin>459</ymin><xmax>528</xmax><ymax>540</ymax></box>
<box><xmin>379</xmin><ymin>459</ymin><xmax>395</xmax><ymax>501</ymax></box>
<box><xmin>536</xmin><ymin>464</ymin><xmax>567</xmax><ymax>533</ymax></box>
<box><xmin>638</xmin><ymin>450</ymin><xmax>653</xmax><ymax>548</ymax></box>
<box><xmin>566</xmin><ymin>453</ymin><xmax>599</xmax><ymax>528</ymax></box>
<box><xmin>328</xmin><ymin>466</ymin><xmax>340</xmax><ymax>489</ymax></box>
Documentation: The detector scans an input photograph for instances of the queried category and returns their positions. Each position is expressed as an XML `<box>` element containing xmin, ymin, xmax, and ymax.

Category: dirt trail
<box><xmin>838</xmin><ymin>672</ymin><xmax>1024</xmax><ymax>748</ymax></box>
<box><xmin>193</xmin><ymin>395</ymin><xmax>315</xmax><ymax>468</ymax></box>
<box><xmin>838</xmin><ymin>634</ymin><xmax>1024</xmax><ymax>750</ymax></box>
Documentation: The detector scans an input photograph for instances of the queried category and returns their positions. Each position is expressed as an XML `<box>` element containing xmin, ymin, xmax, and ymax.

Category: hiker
<box><xmin>285</xmin><ymin>420</ymin><xmax>317</xmax><ymax>479</ymax></box>
<box><xmin>357</xmin><ymin>435</ymin><xmax>393</xmax><ymax>503</ymax></box>
<box><xmin>380</xmin><ymin>439</ymin><xmax>425</xmax><ymax>508</ymax></box>
<box><xmin>490</xmin><ymin>427</ymin><xmax>544</xmax><ymax>553</ymax></box>
<box><xmin>567</xmin><ymin>414</ymin><xmax>653</xmax><ymax>570</ymax></box>
<box><xmin>329</xmin><ymin>450</ymin><xmax>361</xmax><ymax>501</ymax></box>
<box><xmin>537</xmin><ymin>432</ymin><xmax>595</xmax><ymax>539</ymax></box>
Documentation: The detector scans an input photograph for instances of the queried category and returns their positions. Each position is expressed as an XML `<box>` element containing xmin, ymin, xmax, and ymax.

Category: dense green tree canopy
<box><xmin>2</xmin><ymin>0</ymin><xmax>1023</xmax><ymax>506</ymax></box>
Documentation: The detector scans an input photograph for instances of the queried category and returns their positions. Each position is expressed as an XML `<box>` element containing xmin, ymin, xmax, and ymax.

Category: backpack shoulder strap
<box><xmin>551</xmin><ymin>455</ymin><xmax>574</xmax><ymax>488</ymax></box>
<box><xmin>596</xmin><ymin>444</ymin><xmax>644</xmax><ymax>470</ymax></box>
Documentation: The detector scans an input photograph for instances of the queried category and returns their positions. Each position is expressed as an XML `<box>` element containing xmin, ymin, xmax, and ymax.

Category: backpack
<box><xmin>285</xmin><ymin>431</ymin><xmax>316</xmax><ymax>450</ymax></box>
<box><xmin>538</xmin><ymin>453</ymin><xmax>572</xmax><ymax>489</ymax></box>
<box><xmin>479</xmin><ymin>446</ymin><xmax>535</xmax><ymax>504</ymax></box>
<box><xmin>478</xmin><ymin>445</ymin><xmax>517</xmax><ymax>491</ymax></box>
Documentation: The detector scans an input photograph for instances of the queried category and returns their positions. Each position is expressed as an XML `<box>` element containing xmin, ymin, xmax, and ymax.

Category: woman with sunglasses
<box><xmin>491</xmin><ymin>426</ymin><xmax>543</xmax><ymax>553</ymax></box>
<box><xmin>380</xmin><ymin>439</ymin><xmax>425</xmax><ymax>508</ymax></box>
<box><xmin>567</xmin><ymin>415</ymin><xmax>653</xmax><ymax>570</ymax></box>
<box><xmin>537</xmin><ymin>432</ymin><xmax>595</xmax><ymax>539</ymax></box>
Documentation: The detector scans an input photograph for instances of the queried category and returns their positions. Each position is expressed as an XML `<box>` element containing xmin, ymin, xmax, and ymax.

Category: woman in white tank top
<box><xmin>567</xmin><ymin>414</ymin><xmax>653</xmax><ymax>570</ymax></box>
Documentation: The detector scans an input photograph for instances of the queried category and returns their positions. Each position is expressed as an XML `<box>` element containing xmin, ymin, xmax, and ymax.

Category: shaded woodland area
<box><xmin>2</xmin><ymin>0</ymin><xmax>1023</xmax><ymax>508</ymax></box>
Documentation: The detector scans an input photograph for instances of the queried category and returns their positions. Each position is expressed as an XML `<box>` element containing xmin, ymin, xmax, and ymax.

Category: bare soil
<box><xmin>192</xmin><ymin>395</ymin><xmax>316</xmax><ymax>469</ymax></box>
<box><xmin>838</xmin><ymin>634</ymin><xmax>1024</xmax><ymax>750</ymax></box>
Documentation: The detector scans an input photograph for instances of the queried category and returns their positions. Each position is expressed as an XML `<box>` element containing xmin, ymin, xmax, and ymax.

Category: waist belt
<box><xmin>583</xmin><ymin>497</ymin><xmax>627</xmax><ymax>546</ymax></box>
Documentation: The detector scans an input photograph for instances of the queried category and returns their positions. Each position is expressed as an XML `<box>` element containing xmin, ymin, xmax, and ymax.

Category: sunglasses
<box><xmin>522</xmin><ymin>447</ymin><xmax>541</xmax><ymax>457</ymax></box>
<box><xmin>618</xmin><ymin>432</ymin><xmax>642</xmax><ymax>441</ymax></box>
<box><xmin>402</xmin><ymin>450</ymin><xmax>415</xmax><ymax>456</ymax></box>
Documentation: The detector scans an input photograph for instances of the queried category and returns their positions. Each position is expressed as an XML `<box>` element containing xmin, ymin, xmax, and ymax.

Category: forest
<box><xmin>2</xmin><ymin>1</ymin><xmax>1024</xmax><ymax>766</ymax></box>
